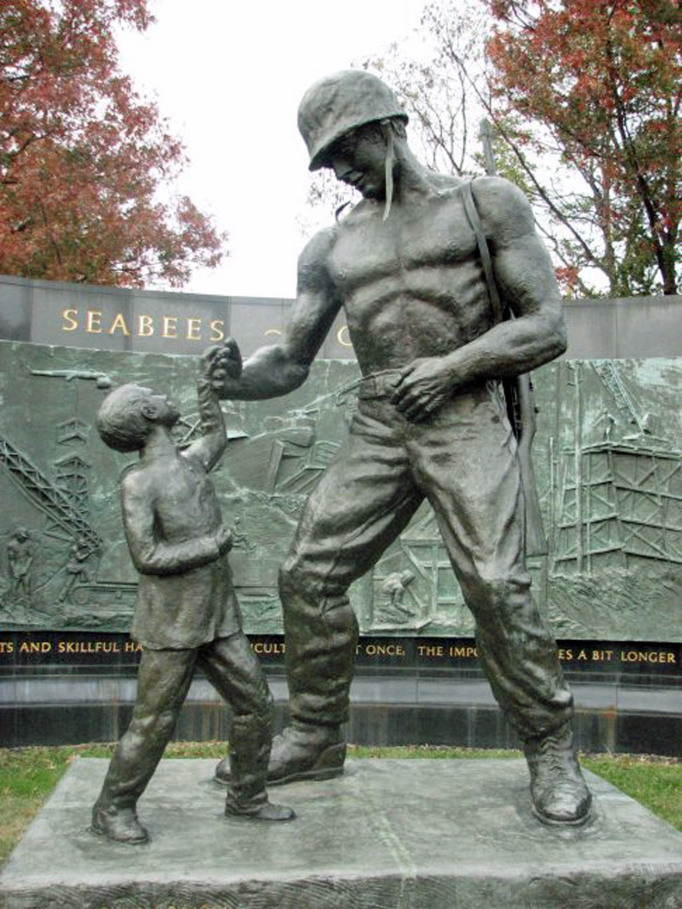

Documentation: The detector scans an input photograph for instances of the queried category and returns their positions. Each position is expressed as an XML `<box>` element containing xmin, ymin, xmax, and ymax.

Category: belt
<box><xmin>357</xmin><ymin>369</ymin><xmax>403</xmax><ymax>400</ymax></box>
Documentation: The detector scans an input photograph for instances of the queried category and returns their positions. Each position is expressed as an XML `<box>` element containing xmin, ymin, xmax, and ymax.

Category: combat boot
<box><xmin>216</xmin><ymin>721</ymin><xmax>345</xmax><ymax>787</ymax></box>
<box><xmin>224</xmin><ymin>714</ymin><xmax>295</xmax><ymax>822</ymax></box>
<box><xmin>523</xmin><ymin>724</ymin><xmax>592</xmax><ymax>826</ymax></box>
<box><xmin>267</xmin><ymin>722</ymin><xmax>346</xmax><ymax>785</ymax></box>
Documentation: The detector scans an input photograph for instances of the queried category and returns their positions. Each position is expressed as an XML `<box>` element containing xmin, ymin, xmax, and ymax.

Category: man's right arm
<box><xmin>212</xmin><ymin>228</ymin><xmax>342</xmax><ymax>401</ymax></box>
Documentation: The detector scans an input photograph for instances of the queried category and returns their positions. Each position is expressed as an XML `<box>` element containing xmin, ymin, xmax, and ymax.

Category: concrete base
<box><xmin>2</xmin><ymin>758</ymin><xmax>682</xmax><ymax>908</ymax></box>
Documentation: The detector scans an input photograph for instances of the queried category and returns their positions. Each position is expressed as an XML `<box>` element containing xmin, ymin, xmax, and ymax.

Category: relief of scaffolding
<box><xmin>553</xmin><ymin>442</ymin><xmax>682</xmax><ymax>574</ymax></box>
<box><xmin>550</xmin><ymin>358</ymin><xmax>682</xmax><ymax>575</ymax></box>
<box><xmin>540</xmin><ymin>358</ymin><xmax>682</xmax><ymax>641</ymax></box>
<box><xmin>4</xmin><ymin>340</ymin><xmax>682</xmax><ymax>640</ymax></box>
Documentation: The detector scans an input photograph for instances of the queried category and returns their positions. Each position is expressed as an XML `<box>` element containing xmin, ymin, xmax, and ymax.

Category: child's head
<box><xmin>97</xmin><ymin>384</ymin><xmax>178</xmax><ymax>452</ymax></box>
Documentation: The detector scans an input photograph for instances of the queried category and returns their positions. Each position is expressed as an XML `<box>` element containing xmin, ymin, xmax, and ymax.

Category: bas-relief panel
<box><xmin>1</xmin><ymin>340</ymin><xmax>681</xmax><ymax>641</ymax></box>
<box><xmin>535</xmin><ymin>358</ymin><xmax>682</xmax><ymax>641</ymax></box>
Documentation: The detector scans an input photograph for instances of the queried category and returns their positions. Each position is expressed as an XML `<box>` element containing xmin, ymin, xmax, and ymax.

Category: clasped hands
<box><xmin>201</xmin><ymin>338</ymin><xmax>243</xmax><ymax>393</ymax></box>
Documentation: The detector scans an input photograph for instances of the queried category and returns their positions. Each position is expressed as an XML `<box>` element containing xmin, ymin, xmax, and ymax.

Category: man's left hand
<box><xmin>391</xmin><ymin>357</ymin><xmax>455</xmax><ymax>422</ymax></box>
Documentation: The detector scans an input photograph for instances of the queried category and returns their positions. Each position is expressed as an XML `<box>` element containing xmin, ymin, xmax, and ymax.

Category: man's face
<box><xmin>325</xmin><ymin>124</ymin><xmax>387</xmax><ymax>200</ymax></box>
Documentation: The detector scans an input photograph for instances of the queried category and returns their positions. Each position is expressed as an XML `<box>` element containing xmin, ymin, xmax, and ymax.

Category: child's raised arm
<box><xmin>188</xmin><ymin>340</ymin><xmax>242</xmax><ymax>471</ymax></box>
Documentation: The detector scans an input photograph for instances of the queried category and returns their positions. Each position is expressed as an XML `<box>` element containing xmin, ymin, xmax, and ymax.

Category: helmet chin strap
<box><xmin>380</xmin><ymin>120</ymin><xmax>395</xmax><ymax>221</ymax></box>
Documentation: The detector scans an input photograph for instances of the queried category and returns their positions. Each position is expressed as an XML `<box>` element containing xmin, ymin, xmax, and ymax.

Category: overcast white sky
<box><xmin>117</xmin><ymin>0</ymin><xmax>429</xmax><ymax>299</ymax></box>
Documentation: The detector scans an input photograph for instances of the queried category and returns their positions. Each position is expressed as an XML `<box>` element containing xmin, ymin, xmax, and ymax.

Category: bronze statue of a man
<box><xmin>213</xmin><ymin>70</ymin><xmax>591</xmax><ymax>826</ymax></box>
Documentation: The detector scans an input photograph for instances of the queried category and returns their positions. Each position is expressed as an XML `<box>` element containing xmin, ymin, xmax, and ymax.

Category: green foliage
<box><xmin>347</xmin><ymin>744</ymin><xmax>519</xmax><ymax>760</ymax></box>
<box><xmin>488</xmin><ymin>0</ymin><xmax>681</xmax><ymax>296</ymax></box>
<box><xmin>0</xmin><ymin>747</ymin><xmax>69</xmax><ymax>864</ymax></box>
<box><xmin>0</xmin><ymin>0</ymin><xmax>227</xmax><ymax>287</ymax></box>
<box><xmin>357</xmin><ymin>0</ymin><xmax>680</xmax><ymax>297</ymax></box>
<box><xmin>583</xmin><ymin>753</ymin><xmax>682</xmax><ymax>831</ymax></box>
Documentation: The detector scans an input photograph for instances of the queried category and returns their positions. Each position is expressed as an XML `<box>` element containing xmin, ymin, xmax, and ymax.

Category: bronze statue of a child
<box><xmin>92</xmin><ymin>341</ymin><xmax>293</xmax><ymax>843</ymax></box>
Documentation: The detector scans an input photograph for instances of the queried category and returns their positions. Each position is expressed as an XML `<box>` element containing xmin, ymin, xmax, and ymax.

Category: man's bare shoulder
<box><xmin>470</xmin><ymin>175</ymin><xmax>535</xmax><ymax>241</ymax></box>
<box><xmin>298</xmin><ymin>225</ymin><xmax>339</xmax><ymax>267</ymax></box>
<box><xmin>297</xmin><ymin>225</ymin><xmax>340</xmax><ymax>292</ymax></box>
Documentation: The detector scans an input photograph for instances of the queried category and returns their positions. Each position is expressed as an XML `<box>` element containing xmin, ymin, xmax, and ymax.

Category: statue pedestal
<box><xmin>2</xmin><ymin>757</ymin><xmax>682</xmax><ymax>908</ymax></box>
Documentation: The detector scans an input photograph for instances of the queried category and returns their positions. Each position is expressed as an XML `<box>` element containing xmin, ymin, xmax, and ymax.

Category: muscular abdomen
<box><xmin>345</xmin><ymin>263</ymin><xmax>494</xmax><ymax>373</ymax></box>
<box><xmin>328</xmin><ymin>188</ymin><xmax>495</xmax><ymax>373</ymax></box>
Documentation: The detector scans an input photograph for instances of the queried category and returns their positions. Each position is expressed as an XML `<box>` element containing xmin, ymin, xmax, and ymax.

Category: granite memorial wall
<box><xmin>1</xmin><ymin>275</ymin><xmax>681</xmax><ymax>748</ymax></box>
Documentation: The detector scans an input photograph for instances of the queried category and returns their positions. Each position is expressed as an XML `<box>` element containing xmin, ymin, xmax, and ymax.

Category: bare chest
<box><xmin>328</xmin><ymin>192</ymin><xmax>477</xmax><ymax>294</ymax></box>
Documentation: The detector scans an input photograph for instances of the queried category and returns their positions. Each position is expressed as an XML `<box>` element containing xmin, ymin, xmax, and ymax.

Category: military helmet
<box><xmin>298</xmin><ymin>70</ymin><xmax>408</xmax><ymax>171</ymax></box>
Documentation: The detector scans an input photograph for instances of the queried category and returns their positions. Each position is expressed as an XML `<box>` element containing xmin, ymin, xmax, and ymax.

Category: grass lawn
<box><xmin>1</xmin><ymin>743</ymin><xmax>681</xmax><ymax>866</ymax></box>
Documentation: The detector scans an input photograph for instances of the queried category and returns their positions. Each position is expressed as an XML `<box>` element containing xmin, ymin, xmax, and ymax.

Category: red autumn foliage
<box><xmin>0</xmin><ymin>0</ymin><xmax>227</xmax><ymax>287</ymax></box>
<box><xmin>487</xmin><ymin>0</ymin><xmax>681</xmax><ymax>295</ymax></box>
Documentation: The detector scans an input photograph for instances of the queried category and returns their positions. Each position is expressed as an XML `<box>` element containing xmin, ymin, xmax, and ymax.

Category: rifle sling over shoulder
<box><xmin>461</xmin><ymin>179</ymin><xmax>505</xmax><ymax>326</ymax></box>
<box><xmin>460</xmin><ymin>178</ymin><xmax>548</xmax><ymax>556</ymax></box>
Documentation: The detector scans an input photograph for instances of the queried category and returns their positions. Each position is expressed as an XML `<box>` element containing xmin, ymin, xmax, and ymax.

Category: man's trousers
<box><xmin>279</xmin><ymin>379</ymin><xmax>573</xmax><ymax>742</ymax></box>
